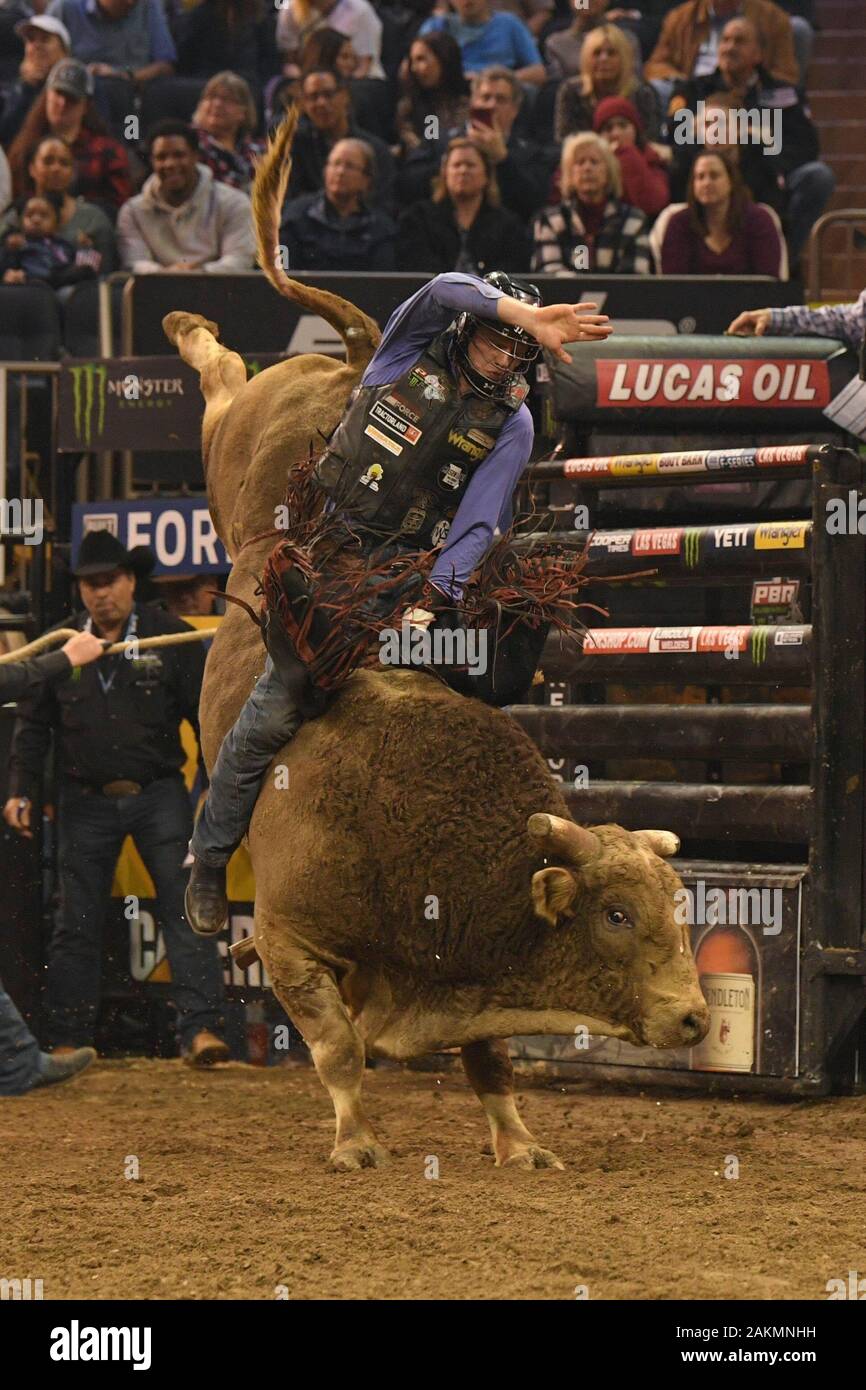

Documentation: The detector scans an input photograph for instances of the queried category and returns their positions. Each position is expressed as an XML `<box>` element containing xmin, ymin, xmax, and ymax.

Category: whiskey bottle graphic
<box><xmin>691</xmin><ymin>920</ymin><xmax>760</xmax><ymax>1073</ymax></box>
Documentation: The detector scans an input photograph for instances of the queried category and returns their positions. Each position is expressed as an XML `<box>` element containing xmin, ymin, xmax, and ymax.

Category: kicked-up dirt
<box><xmin>1</xmin><ymin>1058</ymin><xmax>863</xmax><ymax>1300</ymax></box>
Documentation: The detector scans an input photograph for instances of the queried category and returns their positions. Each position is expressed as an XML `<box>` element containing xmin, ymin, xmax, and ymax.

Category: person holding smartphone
<box><xmin>463</xmin><ymin>65</ymin><xmax>557</xmax><ymax>219</ymax></box>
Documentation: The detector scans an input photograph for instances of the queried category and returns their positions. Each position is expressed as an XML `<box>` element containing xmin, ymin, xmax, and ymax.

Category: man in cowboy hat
<box><xmin>3</xmin><ymin>530</ymin><xmax>229</xmax><ymax>1066</ymax></box>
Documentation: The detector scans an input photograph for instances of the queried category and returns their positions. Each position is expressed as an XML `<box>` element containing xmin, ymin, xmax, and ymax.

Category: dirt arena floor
<box><xmin>2</xmin><ymin>1058</ymin><xmax>864</xmax><ymax>1301</ymax></box>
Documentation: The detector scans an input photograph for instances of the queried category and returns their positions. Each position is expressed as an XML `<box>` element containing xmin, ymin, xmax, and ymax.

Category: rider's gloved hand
<box><xmin>402</xmin><ymin>607</ymin><xmax>435</xmax><ymax>632</ymax></box>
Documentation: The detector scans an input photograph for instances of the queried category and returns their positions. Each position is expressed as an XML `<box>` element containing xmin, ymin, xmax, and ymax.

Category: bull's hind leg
<box><xmin>262</xmin><ymin>932</ymin><xmax>388</xmax><ymax>1170</ymax></box>
<box><xmin>162</xmin><ymin>311</ymin><xmax>248</xmax><ymax>455</ymax></box>
<box><xmin>461</xmin><ymin>1039</ymin><xmax>565</xmax><ymax>1170</ymax></box>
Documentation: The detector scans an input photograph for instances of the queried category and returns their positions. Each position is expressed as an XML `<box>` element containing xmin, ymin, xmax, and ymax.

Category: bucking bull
<box><xmin>164</xmin><ymin>112</ymin><xmax>709</xmax><ymax>1171</ymax></box>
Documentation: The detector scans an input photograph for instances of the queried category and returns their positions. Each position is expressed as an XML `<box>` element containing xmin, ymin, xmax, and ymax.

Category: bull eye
<box><xmin>605</xmin><ymin>907</ymin><xmax>632</xmax><ymax>929</ymax></box>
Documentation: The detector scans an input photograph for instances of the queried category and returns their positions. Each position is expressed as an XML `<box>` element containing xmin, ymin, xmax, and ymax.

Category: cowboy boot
<box><xmin>184</xmin><ymin>857</ymin><xmax>228</xmax><ymax>937</ymax></box>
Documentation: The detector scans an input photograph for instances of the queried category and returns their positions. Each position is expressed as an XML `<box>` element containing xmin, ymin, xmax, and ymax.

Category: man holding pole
<box><xmin>3</xmin><ymin>530</ymin><xmax>228</xmax><ymax>1065</ymax></box>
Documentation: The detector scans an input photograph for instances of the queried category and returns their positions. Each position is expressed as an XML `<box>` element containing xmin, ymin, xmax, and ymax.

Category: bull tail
<box><xmin>252</xmin><ymin>108</ymin><xmax>381</xmax><ymax>369</ymax></box>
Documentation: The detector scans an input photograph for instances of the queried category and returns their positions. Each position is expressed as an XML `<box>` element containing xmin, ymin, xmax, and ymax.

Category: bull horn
<box><xmin>527</xmin><ymin>813</ymin><xmax>600</xmax><ymax>863</ymax></box>
<box><xmin>633</xmin><ymin>829</ymin><xmax>680</xmax><ymax>858</ymax></box>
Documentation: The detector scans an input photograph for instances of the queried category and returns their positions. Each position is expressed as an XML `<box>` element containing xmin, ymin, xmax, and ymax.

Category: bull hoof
<box><xmin>499</xmin><ymin>1145</ymin><xmax>565</xmax><ymax>1171</ymax></box>
<box><xmin>163</xmin><ymin>311</ymin><xmax>220</xmax><ymax>345</ymax></box>
<box><xmin>329</xmin><ymin>1140</ymin><xmax>390</xmax><ymax>1171</ymax></box>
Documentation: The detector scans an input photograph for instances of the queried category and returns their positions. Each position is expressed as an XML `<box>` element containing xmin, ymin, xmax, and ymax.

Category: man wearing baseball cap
<box><xmin>7</xmin><ymin>56</ymin><xmax>133</xmax><ymax>210</ymax></box>
<box><xmin>45</xmin><ymin>53</ymin><xmax>94</xmax><ymax>101</ymax></box>
<box><xmin>0</xmin><ymin>14</ymin><xmax>71</xmax><ymax>146</ymax></box>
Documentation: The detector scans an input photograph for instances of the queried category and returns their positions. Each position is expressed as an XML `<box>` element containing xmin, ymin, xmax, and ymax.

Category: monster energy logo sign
<box><xmin>70</xmin><ymin>363</ymin><xmax>107</xmax><ymax>447</ymax></box>
<box><xmin>683</xmin><ymin>528</ymin><xmax>701</xmax><ymax>568</ymax></box>
<box><xmin>750</xmin><ymin>626</ymin><xmax>770</xmax><ymax>665</ymax></box>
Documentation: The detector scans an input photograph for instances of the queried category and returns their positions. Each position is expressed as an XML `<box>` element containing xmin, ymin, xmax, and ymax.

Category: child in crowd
<box><xmin>0</xmin><ymin>191</ymin><xmax>100</xmax><ymax>287</ymax></box>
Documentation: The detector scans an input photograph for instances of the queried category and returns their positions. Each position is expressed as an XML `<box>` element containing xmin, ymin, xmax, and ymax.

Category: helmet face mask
<box><xmin>453</xmin><ymin>271</ymin><xmax>542</xmax><ymax>401</ymax></box>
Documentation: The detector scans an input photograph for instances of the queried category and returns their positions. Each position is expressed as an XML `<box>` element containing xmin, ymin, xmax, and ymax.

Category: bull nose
<box><xmin>679</xmin><ymin>1008</ymin><xmax>709</xmax><ymax>1044</ymax></box>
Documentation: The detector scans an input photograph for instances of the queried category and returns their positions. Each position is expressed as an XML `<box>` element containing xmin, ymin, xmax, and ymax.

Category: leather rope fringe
<box><xmin>227</xmin><ymin>450</ymin><xmax>600</xmax><ymax>699</ymax></box>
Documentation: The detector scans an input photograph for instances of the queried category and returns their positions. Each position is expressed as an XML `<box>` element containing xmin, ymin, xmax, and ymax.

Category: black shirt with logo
<box><xmin>8</xmin><ymin>603</ymin><xmax>206</xmax><ymax>801</ymax></box>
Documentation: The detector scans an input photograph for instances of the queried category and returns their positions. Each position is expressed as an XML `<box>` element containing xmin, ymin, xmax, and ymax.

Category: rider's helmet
<box><xmin>453</xmin><ymin>271</ymin><xmax>543</xmax><ymax>402</ymax></box>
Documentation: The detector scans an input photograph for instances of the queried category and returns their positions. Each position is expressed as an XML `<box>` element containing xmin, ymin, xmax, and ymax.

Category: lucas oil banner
<box><xmin>57</xmin><ymin>355</ymin><xmax>286</xmax><ymax>452</ymax></box>
<box><xmin>548</xmin><ymin>335</ymin><xmax>855</xmax><ymax>431</ymax></box>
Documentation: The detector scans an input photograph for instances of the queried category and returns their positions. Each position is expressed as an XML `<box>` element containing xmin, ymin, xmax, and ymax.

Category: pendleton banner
<box><xmin>57</xmin><ymin>355</ymin><xmax>287</xmax><ymax>452</ymax></box>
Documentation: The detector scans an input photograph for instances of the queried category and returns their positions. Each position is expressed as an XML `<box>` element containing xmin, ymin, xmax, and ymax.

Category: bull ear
<box><xmin>633</xmin><ymin>829</ymin><xmax>680</xmax><ymax>858</ymax></box>
<box><xmin>531</xmin><ymin>867</ymin><xmax>577</xmax><ymax>925</ymax></box>
<box><xmin>527</xmin><ymin>813</ymin><xmax>600</xmax><ymax>863</ymax></box>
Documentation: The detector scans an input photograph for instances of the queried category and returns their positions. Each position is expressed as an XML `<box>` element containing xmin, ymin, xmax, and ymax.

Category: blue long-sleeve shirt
<box><xmin>361</xmin><ymin>272</ymin><xmax>535</xmax><ymax>600</ymax></box>
<box><xmin>768</xmin><ymin>290</ymin><xmax>866</xmax><ymax>350</ymax></box>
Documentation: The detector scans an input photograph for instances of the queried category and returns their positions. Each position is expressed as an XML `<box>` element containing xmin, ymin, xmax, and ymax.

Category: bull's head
<box><xmin>527</xmin><ymin>813</ymin><xmax>709</xmax><ymax>1049</ymax></box>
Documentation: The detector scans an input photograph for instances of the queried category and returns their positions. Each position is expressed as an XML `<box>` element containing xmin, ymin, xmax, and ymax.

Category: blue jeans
<box><xmin>191</xmin><ymin>656</ymin><xmax>303</xmax><ymax>867</ymax></box>
<box><xmin>786</xmin><ymin>161</ymin><xmax>836</xmax><ymax>263</ymax></box>
<box><xmin>0</xmin><ymin>978</ymin><xmax>42</xmax><ymax>1095</ymax></box>
<box><xmin>48</xmin><ymin>774</ymin><xmax>225</xmax><ymax>1049</ymax></box>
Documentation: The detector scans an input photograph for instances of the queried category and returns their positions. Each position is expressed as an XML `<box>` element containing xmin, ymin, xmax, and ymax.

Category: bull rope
<box><xmin>0</xmin><ymin>626</ymin><xmax>220</xmax><ymax>664</ymax></box>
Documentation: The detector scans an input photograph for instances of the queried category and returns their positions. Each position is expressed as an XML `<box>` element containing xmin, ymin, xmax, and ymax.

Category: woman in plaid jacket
<box><xmin>531</xmin><ymin>130</ymin><xmax>652</xmax><ymax>276</ymax></box>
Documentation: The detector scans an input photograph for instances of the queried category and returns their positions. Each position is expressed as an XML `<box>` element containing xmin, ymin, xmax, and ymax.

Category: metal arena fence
<box><xmin>506</xmin><ymin>442</ymin><xmax>865</xmax><ymax>1094</ymax></box>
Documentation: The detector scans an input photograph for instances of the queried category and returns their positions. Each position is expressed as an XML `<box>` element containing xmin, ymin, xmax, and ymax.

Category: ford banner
<box><xmin>71</xmin><ymin>498</ymin><xmax>230</xmax><ymax>575</ymax></box>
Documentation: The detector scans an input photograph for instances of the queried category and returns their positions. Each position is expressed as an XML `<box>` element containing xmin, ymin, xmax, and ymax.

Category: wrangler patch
<box><xmin>447</xmin><ymin>429</ymin><xmax>486</xmax><ymax>461</ymax></box>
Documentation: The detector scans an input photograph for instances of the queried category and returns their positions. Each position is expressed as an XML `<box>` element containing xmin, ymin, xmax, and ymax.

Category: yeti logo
<box><xmin>431</xmin><ymin>519</ymin><xmax>451</xmax><ymax>546</ymax></box>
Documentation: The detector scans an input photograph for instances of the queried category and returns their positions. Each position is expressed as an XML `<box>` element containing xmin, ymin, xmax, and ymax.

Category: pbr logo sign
<box><xmin>752</xmin><ymin>579</ymin><xmax>800</xmax><ymax>623</ymax></box>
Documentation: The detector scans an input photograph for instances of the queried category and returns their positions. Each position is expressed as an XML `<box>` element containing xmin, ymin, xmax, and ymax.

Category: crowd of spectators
<box><xmin>0</xmin><ymin>0</ymin><xmax>833</xmax><ymax>292</ymax></box>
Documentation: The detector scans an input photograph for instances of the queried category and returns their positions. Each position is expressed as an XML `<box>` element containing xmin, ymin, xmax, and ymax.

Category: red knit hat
<box><xmin>592</xmin><ymin>95</ymin><xmax>643</xmax><ymax>135</ymax></box>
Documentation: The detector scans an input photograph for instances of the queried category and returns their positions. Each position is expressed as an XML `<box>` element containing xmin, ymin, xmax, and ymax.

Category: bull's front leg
<box><xmin>264</xmin><ymin>937</ymin><xmax>388</xmax><ymax>1170</ymax></box>
<box><xmin>461</xmin><ymin>1039</ymin><xmax>565</xmax><ymax>1170</ymax></box>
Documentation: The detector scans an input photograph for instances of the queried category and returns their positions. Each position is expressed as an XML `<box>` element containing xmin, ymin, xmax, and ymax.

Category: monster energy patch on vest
<box><xmin>313</xmin><ymin>330</ymin><xmax>527</xmax><ymax>548</ymax></box>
